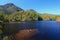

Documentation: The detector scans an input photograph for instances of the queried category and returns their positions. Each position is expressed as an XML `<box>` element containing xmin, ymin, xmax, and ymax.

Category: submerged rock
<box><xmin>15</xmin><ymin>29</ymin><xmax>39</xmax><ymax>40</ymax></box>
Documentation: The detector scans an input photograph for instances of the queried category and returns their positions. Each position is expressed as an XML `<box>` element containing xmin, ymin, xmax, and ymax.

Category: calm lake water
<box><xmin>4</xmin><ymin>21</ymin><xmax>60</xmax><ymax>40</ymax></box>
<box><xmin>36</xmin><ymin>21</ymin><xmax>60</xmax><ymax>40</ymax></box>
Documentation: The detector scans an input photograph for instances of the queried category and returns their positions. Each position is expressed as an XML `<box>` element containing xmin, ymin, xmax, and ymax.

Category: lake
<box><xmin>36</xmin><ymin>21</ymin><xmax>60</xmax><ymax>40</ymax></box>
<box><xmin>4</xmin><ymin>21</ymin><xmax>60</xmax><ymax>40</ymax></box>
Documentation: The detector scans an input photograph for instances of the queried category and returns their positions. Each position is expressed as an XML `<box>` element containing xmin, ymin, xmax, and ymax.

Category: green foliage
<box><xmin>0</xmin><ymin>25</ymin><xmax>3</xmax><ymax>29</ymax></box>
<box><xmin>3</xmin><ymin>36</ymin><xmax>9</xmax><ymax>40</ymax></box>
<box><xmin>0</xmin><ymin>29</ymin><xmax>3</xmax><ymax>34</ymax></box>
<box><xmin>0</xmin><ymin>11</ymin><xmax>3</xmax><ymax>16</ymax></box>
<box><xmin>25</xmin><ymin>11</ymin><xmax>38</xmax><ymax>21</ymax></box>
<box><xmin>8</xmin><ymin>11</ymin><xmax>24</xmax><ymax>21</ymax></box>
<box><xmin>38</xmin><ymin>13</ymin><xmax>57</xmax><ymax>21</ymax></box>
<box><xmin>0</xmin><ymin>11</ymin><xmax>4</xmax><ymax>21</ymax></box>
<box><xmin>2</xmin><ymin>10</ymin><xmax>60</xmax><ymax>21</ymax></box>
<box><xmin>6</xmin><ymin>11</ymin><xmax>38</xmax><ymax>22</ymax></box>
<box><xmin>3</xmin><ymin>14</ymin><xmax>9</xmax><ymax>22</ymax></box>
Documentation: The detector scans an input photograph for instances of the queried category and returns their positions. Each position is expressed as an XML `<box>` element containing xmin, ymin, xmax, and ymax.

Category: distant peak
<box><xmin>29</xmin><ymin>9</ymin><xmax>35</xmax><ymax>11</ymax></box>
<box><xmin>0</xmin><ymin>3</ymin><xmax>24</xmax><ymax>14</ymax></box>
<box><xmin>5</xmin><ymin>3</ymin><xmax>14</xmax><ymax>6</ymax></box>
<box><xmin>27</xmin><ymin>9</ymin><xmax>36</xmax><ymax>12</ymax></box>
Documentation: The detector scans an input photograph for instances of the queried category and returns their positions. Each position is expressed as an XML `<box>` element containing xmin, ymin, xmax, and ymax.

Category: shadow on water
<box><xmin>3</xmin><ymin>21</ymin><xmax>37</xmax><ymax>34</ymax></box>
<box><xmin>3</xmin><ymin>21</ymin><xmax>60</xmax><ymax>40</ymax></box>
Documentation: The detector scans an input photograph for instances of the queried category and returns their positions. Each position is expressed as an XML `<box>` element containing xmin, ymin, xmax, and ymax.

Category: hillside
<box><xmin>0</xmin><ymin>3</ymin><xmax>60</xmax><ymax>22</ymax></box>
<box><xmin>0</xmin><ymin>3</ymin><xmax>23</xmax><ymax>14</ymax></box>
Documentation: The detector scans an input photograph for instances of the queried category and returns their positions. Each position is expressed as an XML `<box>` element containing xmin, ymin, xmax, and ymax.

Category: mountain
<box><xmin>0</xmin><ymin>3</ymin><xmax>24</xmax><ymax>14</ymax></box>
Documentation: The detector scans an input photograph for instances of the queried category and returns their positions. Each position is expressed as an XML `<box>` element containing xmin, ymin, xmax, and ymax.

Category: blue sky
<box><xmin>0</xmin><ymin>0</ymin><xmax>60</xmax><ymax>15</ymax></box>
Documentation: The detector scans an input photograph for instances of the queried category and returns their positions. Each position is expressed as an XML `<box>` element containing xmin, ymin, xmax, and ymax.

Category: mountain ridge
<box><xmin>0</xmin><ymin>3</ymin><xmax>24</xmax><ymax>14</ymax></box>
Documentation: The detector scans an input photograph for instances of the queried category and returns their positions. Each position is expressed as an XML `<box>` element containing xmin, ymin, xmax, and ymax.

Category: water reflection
<box><xmin>3</xmin><ymin>21</ymin><xmax>60</xmax><ymax>40</ymax></box>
